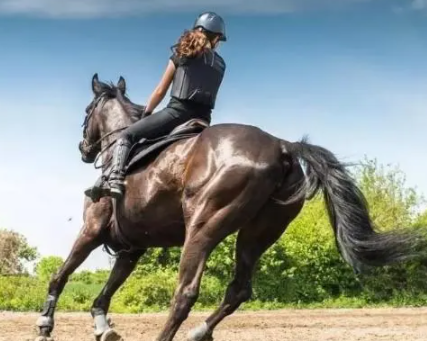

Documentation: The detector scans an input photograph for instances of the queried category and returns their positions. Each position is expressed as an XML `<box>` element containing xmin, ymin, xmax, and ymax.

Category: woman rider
<box><xmin>90</xmin><ymin>12</ymin><xmax>227</xmax><ymax>200</ymax></box>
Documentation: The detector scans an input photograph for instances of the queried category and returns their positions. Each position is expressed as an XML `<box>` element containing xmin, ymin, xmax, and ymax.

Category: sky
<box><xmin>0</xmin><ymin>0</ymin><xmax>426</xmax><ymax>271</ymax></box>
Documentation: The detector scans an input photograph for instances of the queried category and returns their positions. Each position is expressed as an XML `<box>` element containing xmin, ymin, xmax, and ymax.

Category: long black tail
<box><xmin>282</xmin><ymin>137</ymin><xmax>426</xmax><ymax>273</ymax></box>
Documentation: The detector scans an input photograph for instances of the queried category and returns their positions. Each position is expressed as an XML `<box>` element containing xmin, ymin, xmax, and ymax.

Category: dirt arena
<box><xmin>1</xmin><ymin>308</ymin><xmax>427</xmax><ymax>341</ymax></box>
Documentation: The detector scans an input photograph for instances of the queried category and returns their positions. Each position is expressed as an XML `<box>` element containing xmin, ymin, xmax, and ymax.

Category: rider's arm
<box><xmin>144</xmin><ymin>60</ymin><xmax>176</xmax><ymax>115</ymax></box>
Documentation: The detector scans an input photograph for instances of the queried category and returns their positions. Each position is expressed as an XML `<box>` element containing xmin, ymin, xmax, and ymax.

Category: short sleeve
<box><xmin>170</xmin><ymin>53</ymin><xmax>181</xmax><ymax>68</ymax></box>
<box><xmin>215</xmin><ymin>52</ymin><xmax>226</xmax><ymax>70</ymax></box>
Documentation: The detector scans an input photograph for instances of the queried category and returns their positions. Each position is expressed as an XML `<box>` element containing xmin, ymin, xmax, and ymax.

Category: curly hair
<box><xmin>172</xmin><ymin>29</ymin><xmax>217</xmax><ymax>58</ymax></box>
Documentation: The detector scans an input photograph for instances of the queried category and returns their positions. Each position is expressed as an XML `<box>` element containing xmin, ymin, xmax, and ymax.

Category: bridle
<box><xmin>80</xmin><ymin>94</ymin><xmax>128</xmax><ymax>170</ymax></box>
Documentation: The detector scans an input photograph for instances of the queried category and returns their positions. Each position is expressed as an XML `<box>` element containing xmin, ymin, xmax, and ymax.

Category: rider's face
<box><xmin>212</xmin><ymin>37</ymin><xmax>221</xmax><ymax>50</ymax></box>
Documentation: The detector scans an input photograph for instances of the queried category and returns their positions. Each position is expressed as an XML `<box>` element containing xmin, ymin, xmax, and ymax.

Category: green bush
<box><xmin>0</xmin><ymin>276</ymin><xmax>45</xmax><ymax>311</ymax></box>
<box><xmin>35</xmin><ymin>256</ymin><xmax>64</xmax><ymax>282</ymax></box>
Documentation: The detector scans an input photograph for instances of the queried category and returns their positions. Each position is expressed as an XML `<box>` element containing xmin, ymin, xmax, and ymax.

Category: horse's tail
<box><xmin>281</xmin><ymin>137</ymin><xmax>426</xmax><ymax>273</ymax></box>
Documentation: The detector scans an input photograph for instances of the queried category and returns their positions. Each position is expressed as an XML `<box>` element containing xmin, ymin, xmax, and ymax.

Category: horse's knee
<box><xmin>183</xmin><ymin>284</ymin><xmax>199</xmax><ymax>299</ymax></box>
<box><xmin>173</xmin><ymin>285</ymin><xmax>199</xmax><ymax>321</ymax></box>
<box><xmin>180</xmin><ymin>286</ymin><xmax>199</xmax><ymax>309</ymax></box>
<box><xmin>226</xmin><ymin>280</ymin><xmax>252</xmax><ymax>305</ymax></box>
<box><xmin>239</xmin><ymin>284</ymin><xmax>253</xmax><ymax>303</ymax></box>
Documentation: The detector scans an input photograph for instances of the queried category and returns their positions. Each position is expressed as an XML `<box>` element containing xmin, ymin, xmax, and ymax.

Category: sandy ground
<box><xmin>1</xmin><ymin>308</ymin><xmax>427</xmax><ymax>341</ymax></box>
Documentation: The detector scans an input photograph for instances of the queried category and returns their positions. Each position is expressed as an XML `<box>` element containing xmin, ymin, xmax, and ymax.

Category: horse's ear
<box><xmin>92</xmin><ymin>73</ymin><xmax>102</xmax><ymax>96</ymax></box>
<box><xmin>117</xmin><ymin>76</ymin><xmax>126</xmax><ymax>94</ymax></box>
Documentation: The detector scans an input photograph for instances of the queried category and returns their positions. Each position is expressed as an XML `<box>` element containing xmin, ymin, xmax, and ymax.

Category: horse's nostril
<box><xmin>78</xmin><ymin>140</ymin><xmax>98</xmax><ymax>164</ymax></box>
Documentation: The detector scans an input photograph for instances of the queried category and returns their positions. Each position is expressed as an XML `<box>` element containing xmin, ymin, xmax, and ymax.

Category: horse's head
<box><xmin>79</xmin><ymin>73</ymin><xmax>144</xmax><ymax>164</ymax></box>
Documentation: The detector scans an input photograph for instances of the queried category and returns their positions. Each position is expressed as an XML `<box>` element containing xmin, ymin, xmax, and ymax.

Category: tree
<box><xmin>412</xmin><ymin>209</ymin><xmax>427</xmax><ymax>228</ymax></box>
<box><xmin>354</xmin><ymin>158</ymin><xmax>422</xmax><ymax>229</ymax></box>
<box><xmin>0</xmin><ymin>229</ymin><xmax>38</xmax><ymax>275</ymax></box>
<box><xmin>35</xmin><ymin>256</ymin><xmax>64</xmax><ymax>281</ymax></box>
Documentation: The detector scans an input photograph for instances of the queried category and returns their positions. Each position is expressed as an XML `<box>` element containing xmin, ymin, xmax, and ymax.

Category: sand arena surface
<box><xmin>1</xmin><ymin>308</ymin><xmax>427</xmax><ymax>341</ymax></box>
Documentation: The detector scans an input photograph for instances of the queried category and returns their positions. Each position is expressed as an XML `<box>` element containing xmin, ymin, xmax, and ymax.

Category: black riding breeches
<box><xmin>120</xmin><ymin>106</ymin><xmax>202</xmax><ymax>145</ymax></box>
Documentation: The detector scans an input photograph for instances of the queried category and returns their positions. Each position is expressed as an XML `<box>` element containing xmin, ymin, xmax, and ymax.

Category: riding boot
<box><xmin>108</xmin><ymin>138</ymin><xmax>132</xmax><ymax>199</ymax></box>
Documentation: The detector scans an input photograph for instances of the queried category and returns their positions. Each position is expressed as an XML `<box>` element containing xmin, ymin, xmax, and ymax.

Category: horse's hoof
<box><xmin>188</xmin><ymin>335</ymin><xmax>213</xmax><ymax>341</ymax></box>
<box><xmin>35</xmin><ymin>337</ymin><xmax>54</xmax><ymax>341</ymax></box>
<box><xmin>100</xmin><ymin>329</ymin><xmax>123</xmax><ymax>341</ymax></box>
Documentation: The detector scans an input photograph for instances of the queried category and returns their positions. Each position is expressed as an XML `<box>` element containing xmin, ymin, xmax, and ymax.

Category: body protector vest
<box><xmin>170</xmin><ymin>50</ymin><xmax>226</xmax><ymax>109</ymax></box>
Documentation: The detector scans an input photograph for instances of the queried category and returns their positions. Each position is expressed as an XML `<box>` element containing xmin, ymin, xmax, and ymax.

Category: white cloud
<box><xmin>412</xmin><ymin>0</ymin><xmax>427</xmax><ymax>9</ymax></box>
<box><xmin>0</xmin><ymin>0</ymin><xmax>374</xmax><ymax>18</ymax></box>
<box><xmin>393</xmin><ymin>0</ymin><xmax>427</xmax><ymax>13</ymax></box>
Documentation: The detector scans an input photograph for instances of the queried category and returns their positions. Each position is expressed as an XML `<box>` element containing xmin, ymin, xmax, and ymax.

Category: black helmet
<box><xmin>193</xmin><ymin>12</ymin><xmax>227</xmax><ymax>41</ymax></box>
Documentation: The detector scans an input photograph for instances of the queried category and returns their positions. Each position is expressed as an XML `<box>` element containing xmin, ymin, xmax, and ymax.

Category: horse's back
<box><xmin>194</xmin><ymin>122</ymin><xmax>283</xmax><ymax>169</ymax></box>
<box><xmin>182</xmin><ymin>123</ymin><xmax>284</xmax><ymax>194</ymax></box>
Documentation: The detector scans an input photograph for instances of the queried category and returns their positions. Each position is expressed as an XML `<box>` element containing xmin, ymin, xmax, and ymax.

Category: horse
<box><xmin>34</xmin><ymin>74</ymin><xmax>426</xmax><ymax>341</ymax></box>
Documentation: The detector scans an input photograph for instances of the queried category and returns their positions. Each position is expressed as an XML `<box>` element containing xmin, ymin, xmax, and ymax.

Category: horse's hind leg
<box><xmin>155</xmin><ymin>168</ymin><xmax>280</xmax><ymax>341</ymax></box>
<box><xmin>35</xmin><ymin>199</ymin><xmax>112</xmax><ymax>341</ymax></box>
<box><xmin>187</xmin><ymin>200</ymin><xmax>304</xmax><ymax>341</ymax></box>
<box><xmin>91</xmin><ymin>249</ymin><xmax>145</xmax><ymax>341</ymax></box>
<box><xmin>154</xmin><ymin>212</ymin><xmax>237</xmax><ymax>341</ymax></box>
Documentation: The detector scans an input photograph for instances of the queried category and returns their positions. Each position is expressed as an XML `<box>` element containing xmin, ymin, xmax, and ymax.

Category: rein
<box><xmin>81</xmin><ymin>95</ymin><xmax>129</xmax><ymax>170</ymax></box>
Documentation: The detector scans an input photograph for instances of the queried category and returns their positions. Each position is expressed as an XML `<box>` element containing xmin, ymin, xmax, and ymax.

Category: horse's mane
<box><xmin>97</xmin><ymin>81</ymin><xmax>145</xmax><ymax>121</ymax></box>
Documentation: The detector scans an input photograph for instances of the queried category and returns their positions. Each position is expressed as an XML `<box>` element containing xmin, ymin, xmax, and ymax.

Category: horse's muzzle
<box><xmin>79</xmin><ymin>140</ymin><xmax>98</xmax><ymax>164</ymax></box>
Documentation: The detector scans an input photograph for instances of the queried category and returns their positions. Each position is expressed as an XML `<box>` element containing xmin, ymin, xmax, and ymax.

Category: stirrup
<box><xmin>84</xmin><ymin>177</ymin><xmax>112</xmax><ymax>202</ymax></box>
<box><xmin>86</xmin><ymin>186</ymin><xmax>112</xmax><ymax>202</ymax></box>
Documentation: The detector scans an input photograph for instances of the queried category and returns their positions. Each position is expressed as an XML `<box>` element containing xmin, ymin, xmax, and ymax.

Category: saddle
<box><xmin>125</xmin><ymin>118</ymin><xmax>209</xmax><ymax>173</ymax></box>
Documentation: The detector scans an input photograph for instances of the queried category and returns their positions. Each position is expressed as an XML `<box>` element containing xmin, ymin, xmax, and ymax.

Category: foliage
<box><xmin>2</xmin><ymin>158</ymin><xmax>427</xmax><ymax>312</ymax></box>
<box><xmin>0</xmin><ymin>229</ymin><xmax>38</xmax><ymax>275</ymax></box>
<box><xmin>413</xmin><ymin>210</ymin><xmax>427</xmax><ymax>229</ymax></box>
<box><xmin>35</xmin><ymin>256</ymin><xmax>64</xmax><ymax>282</ymax></box>
<box><xmin>355</xmin><ymin>158</ymin><xmax>423</xmax><ymax>229</ymax></box>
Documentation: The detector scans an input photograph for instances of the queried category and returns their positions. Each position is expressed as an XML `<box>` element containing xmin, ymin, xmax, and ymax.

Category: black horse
<box><xmin>35</xmin><ymin>74</ymin><xmax>426</xmax><ymax>341</ymax></box>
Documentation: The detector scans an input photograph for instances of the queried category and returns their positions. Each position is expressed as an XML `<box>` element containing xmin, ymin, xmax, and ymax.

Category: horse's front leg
<box><xmin>91</xmin><ymin>249</ymin><xmax>145</xmax><ymax>341</ymax></box>
<box><xmin>35</xmin><ymin>198</ymin><xmax>112</xmax><ymax>341</ymax></box>
<box><xmin>36</xmin><ymin>226</ymin><xmax>103</xmax><ymax>340</ymax></box>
